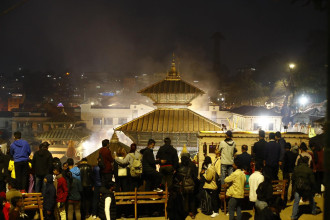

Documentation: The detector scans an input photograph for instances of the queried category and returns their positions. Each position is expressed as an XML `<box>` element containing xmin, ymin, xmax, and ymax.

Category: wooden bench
<box><xmin>22</xmin><ymin>193</ymin><xmax>44</xmax><ymax>220</ymax></box>
<box><xmin>114</xmin><ymin>186</ymin><xmax>168</xmax><ymax>220</ymax></box>
<box><xmin>220</xmin><ymin>180</ymin><xmax>287</xmax><ymax>214</ymax></box>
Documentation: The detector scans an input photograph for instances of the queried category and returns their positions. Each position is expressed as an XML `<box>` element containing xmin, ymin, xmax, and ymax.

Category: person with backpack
<box><xmin>202</xmin><ymin>156</ymin><xmax>219</xmax><ymax>218</ymax></box>
<box><xmin>295</xmin><ymin>142</ymin><xmax>312</xmax><ymax>167</ymax></box>
<box><xmin>219</xmin><ymin>130</ymin><xmax>236</xmax><ymax>185</ymax></box>
<box><xmin>291</xmin><ymin>156</ymin><xmax>320</xmax><ymax>219</ymax></box>
<box><xmin>177</xmin><ymin>152</ymin><xmax>198</xmax><ymax>219</ymax></box>
<box><xmin>78</xmin><ymin>158</ymin><xmax>93</xmax><ymax>219</ymax></box>
<box><xmin>99</xmin><ymin>139</ymin><xmax>114</xmax><ymax>186</ymax></box>
<box><xmin>115</xmin><ymin>143</ymin><xmax>142</xmax><ymax>191</ymax></box>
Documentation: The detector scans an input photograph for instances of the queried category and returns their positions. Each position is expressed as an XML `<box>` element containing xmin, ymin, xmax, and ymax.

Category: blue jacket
<box><xmin>10</xmin><ymin>139</ymin><xmax>31</xmax><ymax>162</ymax></box>
<box><xmin>43</xmin><ymin>174</ymin><xmax>56</xmax><ymax>211</ymax></box>
<box><xmin>70</xmin><ymin>166</ymin><xmax>81</xmax><ymax>181</ymax></box>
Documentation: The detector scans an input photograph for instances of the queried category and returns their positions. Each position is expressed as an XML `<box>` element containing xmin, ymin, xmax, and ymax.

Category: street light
<box><xmin>289</xmin><ymin>63</ymin><xmax>295</xmax><ymax>69</ymax></box>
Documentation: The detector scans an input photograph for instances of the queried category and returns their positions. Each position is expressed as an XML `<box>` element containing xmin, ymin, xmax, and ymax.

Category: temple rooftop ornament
<box><xmin>138</xmin><ymin>55</ymin><xmax>205</xmax><ymax>108</ymax></box>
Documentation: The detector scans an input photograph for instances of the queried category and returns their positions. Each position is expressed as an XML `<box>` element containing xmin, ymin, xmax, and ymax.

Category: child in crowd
<box><xmin>53</xmin><ymin>167</ymin><xmax>68</xmax><ymax>220</ymax></box>
<box><xmin>43</xmin><ymin>174</ymin><xmax>56</xmax><ymax>220</ymax></box>
<box><xmin>224</xmin><ymin>158</ymin><xmax>246</xmax><ymax>220</ymax></box>
<box><xmin>9</xmin><ymin>196</ymin><xmax>27</xmax><ymax>220</ymax></box>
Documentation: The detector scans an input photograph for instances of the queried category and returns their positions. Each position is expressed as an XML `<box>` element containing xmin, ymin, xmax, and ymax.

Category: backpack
<box><xmin>130</xmin><ymin>153</ymin><xmax>142</xmax><ymax>177</ymax></box>
<box><xmin>98</xmin><ymin>154</ymin><xmax>105</xmax><ymax>170</ymax></box>
<box><xmin>182</xmin><ymin>167</ymin><xmax>195</xmax><ymax>193</ymax></box>
<box><xmin>200</xmin><ymin>189</ymin><xmax>213</xmax><ymax>215</ymax></box>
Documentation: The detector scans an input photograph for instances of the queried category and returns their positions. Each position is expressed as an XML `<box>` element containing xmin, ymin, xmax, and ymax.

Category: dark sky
<box><xmin>0</xmin><ymin>0</ymin><xmax>327</xmax><ymax>76</ymax></box>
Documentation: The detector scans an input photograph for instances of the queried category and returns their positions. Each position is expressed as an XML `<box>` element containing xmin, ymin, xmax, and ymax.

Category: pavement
<box><xmin>102</xmin><ymin>195</ymin><xmax>324</xmax><ymax>220</ymax></box>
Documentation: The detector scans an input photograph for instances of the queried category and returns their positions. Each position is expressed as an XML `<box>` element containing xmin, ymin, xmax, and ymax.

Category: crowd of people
<box><xmin>0</xmin><ymin>130</ymin><xmax>325</xmax><ymax>220</ymax></box>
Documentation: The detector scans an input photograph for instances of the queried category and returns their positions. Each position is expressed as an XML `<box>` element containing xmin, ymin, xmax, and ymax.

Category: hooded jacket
<box><xmin>69</xmin><ymin>166</ymin><xmax>81</xmax><ymax>181</ymax></box>
<box><xmin>219</xmin><ymin>138</ymin><xmax>236</xmax><ymax>165</ymax></box>
<box><xmin>10</xmin><ymin>139</ymin><xmax>31</xmax><ymax>163</ymax></box>
<box><xmin>43</xmin><ymin>174</ymin><xmax>56</xmax><ymax>211</ymax></box>
<box><xmin>140</xmin><ymin>147</ymin><xmax>157</xmax><ymax>175</ymax></box>
<box><xmin>32</xmin><ymin>148</ymin><xmax>53</xmax><ymax>176</ymax></box>
<box><xmin>156</xmin><ymin>144</ymin><xmax>179</xmax><ymax>169</ymax></box>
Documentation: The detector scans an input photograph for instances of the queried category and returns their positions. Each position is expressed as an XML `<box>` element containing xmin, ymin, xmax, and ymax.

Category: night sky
<box><xmin>0</xmin><ymin>0</ymin><xmax>327</xmax><ymax>77</ymax></box>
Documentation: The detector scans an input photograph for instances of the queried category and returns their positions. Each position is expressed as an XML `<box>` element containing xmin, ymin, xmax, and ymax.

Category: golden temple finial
<box><xmin>166</xmin><ymin>53</ymin><xmax>180</xmax><ymax>80</ymax></box>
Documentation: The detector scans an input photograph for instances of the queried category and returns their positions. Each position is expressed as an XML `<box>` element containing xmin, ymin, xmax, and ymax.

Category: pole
<box><xmin>324</xmin><ymin>1</ymin><xmax>330</xmax><ymax>219</ymax></box>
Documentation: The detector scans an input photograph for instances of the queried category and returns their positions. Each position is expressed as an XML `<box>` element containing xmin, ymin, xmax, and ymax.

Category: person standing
<box><xmin>43</xmin><ymin>174</ymin><xmax>56</xmax><ymax>220</ymax></box>
<box><xmin>78</xmin><ymin>158</ymin><xmax>93</xmax><ymax>219</ymax></box>
<box><xmin>53</xmin><ymin>167</ymin><xmax>68</xmax><ymax>220</ymax></box>
<box><xmin>10</xmin><ymin>131</ymin><xmax>31</xmax><ymax>192</ymax></box>
<box><xmin>177</xmin><ymin>153</ymin><xmax>198</xmax><ymax>218</ymax></box>
<box><xmin>156</xmin><ymin>137</ymin><xmax>179</xmax><ymax>189</ymax></box>
<box><xmin>115</xmin><ymin>143</ymin><xmax>142</xmax><ymax>191</ymax></box>
<box><xmin>236</xmin><ymin>145</ymin><xmax>252</xmax><ymax>174</ymax></box>
<box><xmin>282</xmin><ymin>143</ymin><xmax>298</xmax><ymax>202</ymax></box>
<box><xmin>248</xmin><ymin>162</ymin><xmax>264</xmax><ymax>207</ymax></box>
<box><xmin>203</xmin><ymin>157</ymin><xmax>219</xmax><ymax>218</ymax></box>
<box><xmin>291</xmin><ymin>156</ymin><xmax>320</xmax><ymax>219</ymax></box>
<box><xmin>32</xmin><ymin>142</ymin><xmax>53</xmax><ymax>193</ymax></box>
<box><xmin>295</xmin><ymin>142</ymin><xmax>312</xmax><ymax>167</ymax></box>
<box><xmin>252</xmin><ymin>130</ymin><xmax>267</xmax><ymax>167</ymax></box>
<box><xmin>225</xmin><ymin>158</ymin><xmax>246</xmax><ymax>220</ymax></box>
<box><xmin>91</xmin><ymin>164</ymin><xmax>102</xmax><ymax>219</ymax></box>
<box><xmin>219</xmin><ymin>130</ymin><xmax>236</xmax><ymax>185</ymax></box>
<box><xmin>140</xmin><ymin>139</ymin><xmax>162</xmax><ymax>191</ymax></box>
<box><xmin>264</xmin><ymin>132</ymin><xmax>281</xmax><ymax>180</ymax></box>
<box><xmin>99</xmin><ymin>139</ymin><xmax>114</xmax><ymax>186</ymax></box>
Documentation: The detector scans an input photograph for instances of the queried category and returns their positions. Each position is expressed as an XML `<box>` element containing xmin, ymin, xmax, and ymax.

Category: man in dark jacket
<box><xmin>10</xmin><ymin>131</ymin><xmax>31</xmax><ymax>191</ymax></box>
<box><xmin>252</xmin><ymin>130</ymin><xmax>267</xmax><ymax>166</ymax></box>
<box><xmin>283</xmin><ymin>143</ymin><xmax>298</xmax><ymax>202</ymax></box>
<box><xmin>32</xmin><ymin>142</ymin><xmax>53</xmax><ymax>193</ymax></box>
<box><xmin>236</xmin><ymin>145</ymin><xmax>252</xmax><ymax>173</ymax></box>
<box><xmin>78</xmin><ymin>158</ymin><xmax>93</xmax><ymax>218</ymax></box>
<box><xmin>92</xmin><ymin>165</ymin><xmax>102</xmax><ymax>219</ymax></box>
<box><xmin>141</xmin><ymin>139</ymin><xmax>162</xmax><ymax>191</ymax></box>
<box><xmin>99</xmin><ymin>139</ymin><xmax>114</xmax><ymax>186</ymax></box>
<box><xmin>264</xmin><ymin>132</ymin><xmax>281</xmax><ymax>180</ymax></box>
<box><xmin>43</xmin><ymin>174</ymin><xmax>56</xmax><ymax>220</ymax></box>
<box><xmin>156</xmin><ymin>137</ymin><xmax>179</xmax><ymax>189</ymax></box>
<box><xmin>291</xmin><ymin>156</ymin><xmax>320</xmax><ymax>219</ymax></box>
<box><xmin>275</xmin><ymin>131</ymin><xmax>286</xmax><ymax>167</ymax></box>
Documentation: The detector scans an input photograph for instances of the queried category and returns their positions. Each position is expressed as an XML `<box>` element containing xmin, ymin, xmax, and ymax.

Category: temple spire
<box><xmin>166</xmin><ymin>53</ymin><xmax>180</xmax><ymax>80</ymax></box>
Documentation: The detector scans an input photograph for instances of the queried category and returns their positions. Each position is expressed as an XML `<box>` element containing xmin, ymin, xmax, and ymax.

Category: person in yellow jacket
<box><xmin>224</xmin><ymin>157</ymin><xmax>246</xmax><ymax>220</ymax></box>
<box><xmin>203</xmin><ymin>156</ymin><xmax>219</xmax><ymax>218</ymax></box>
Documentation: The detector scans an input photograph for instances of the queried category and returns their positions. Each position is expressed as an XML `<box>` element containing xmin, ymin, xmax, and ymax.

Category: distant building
<box><xmin>228</xmin><ymin>106</ymin><xmax>282</xmax><ymax>132</ymax></box>
<box><xmin>80</xmin><ymin>103</ymin><xmax>154</xmax><ymax>132</ymax></box>
<box><xmin>8</xmin><ymin>93</ymin><xmax>25</xmax><ymax>111</ymax></box>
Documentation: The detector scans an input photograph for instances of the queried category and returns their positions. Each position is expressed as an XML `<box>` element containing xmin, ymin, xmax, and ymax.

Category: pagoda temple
<box><xmin>115</xmin><ymin>57</ymin><xmax>222</xmax><ymax>152</ymax></box>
